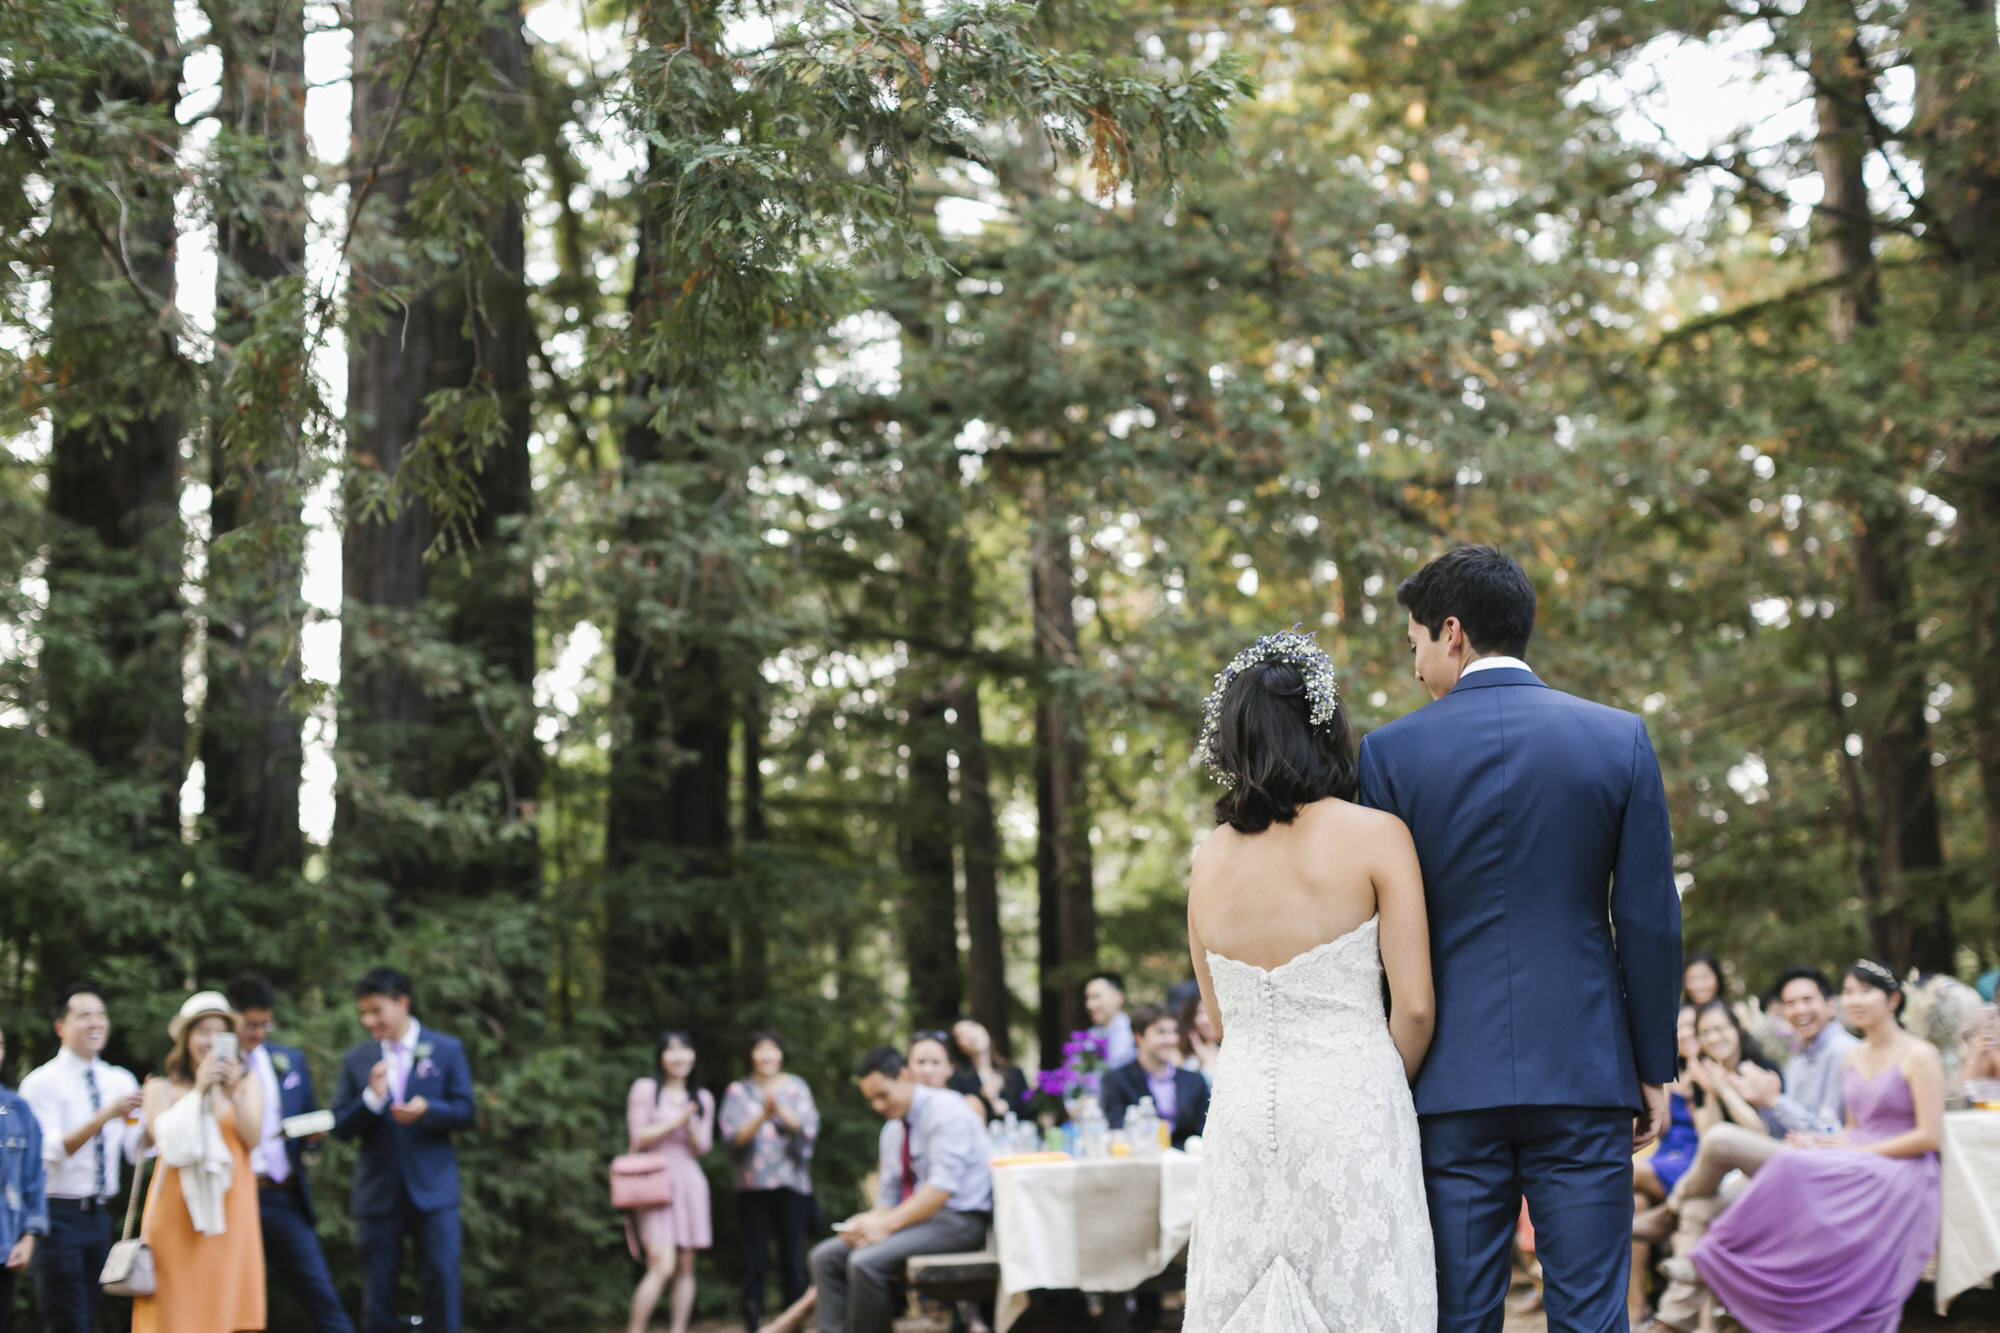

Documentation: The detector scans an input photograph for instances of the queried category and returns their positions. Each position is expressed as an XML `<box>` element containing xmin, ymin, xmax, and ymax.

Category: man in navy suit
<box><xmin>332</xmin><ymin>968</ymin><xmax>475</xmax><ymax>1333</ymax></box>
<box><xmin>1357</xmin><ymin>545</ymin><xmax>1681</xmax><ymax>1333</ymax></box>
<box><xmin>227</xmin><ymin>974</ymin><xmax>354</xmax><ymax>1333</ymax></box>
<box><xmin>1099</xmin><ymin>1004</ymin><xmax>1209</xmax><ymax>1148</ymax></box>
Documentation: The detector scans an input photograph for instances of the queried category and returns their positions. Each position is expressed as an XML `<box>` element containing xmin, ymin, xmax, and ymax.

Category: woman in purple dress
<box><xmin>1673</xmin><ymin>960</ymin><xmax>1942</xmax><ymax>1333</ymax></box>
<box><xmin>625</xmin><ymin>1031</ymin><xmax>715</xmax><ymax>1333</ymax></box>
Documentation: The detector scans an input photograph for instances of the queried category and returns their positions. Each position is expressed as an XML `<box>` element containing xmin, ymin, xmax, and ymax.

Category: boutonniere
<box><xmin>415</xmin><ymin>1041</ymin><xmax>434</xmax><ymax>1061</ymax></box>
<box><xmin>282</xmin><ymin>1071</ymin><xmax>303</xmax><ymax>1090</ymax></box>
<box><xmin>271</xmin><ymin>1051</ymin><xmax>292</xmax><ymax>1075</ymax></box>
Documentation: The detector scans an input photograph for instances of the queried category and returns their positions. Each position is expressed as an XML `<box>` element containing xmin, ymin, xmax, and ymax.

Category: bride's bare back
<box><xmin>1187</xmin><ymin>796</ymin><xmax>1434</xmax><ymax>1079</ymax></box>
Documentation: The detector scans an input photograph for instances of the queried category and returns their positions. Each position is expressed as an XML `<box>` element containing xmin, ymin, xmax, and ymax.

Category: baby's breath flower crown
<box><xmin>1195</xmin><ymin>626</ymin><xmax>1341</xmax><ymax>787</ymax></box>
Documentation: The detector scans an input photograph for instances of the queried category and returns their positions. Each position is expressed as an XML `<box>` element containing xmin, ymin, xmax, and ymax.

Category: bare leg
<box><xmin>667</xmin><ymin>1251</ymin><xmax>698</xmax><ymax>1333</ymax></box>
<box><xmin>755</xmin><ymin>1287</ymin><xmax>816</xmax><ymax>1333</ymax></box>
<box><xmin>629</xmin><ymin>1242</ymin><xmax>678</xmax><ymax>1333</ymax></box>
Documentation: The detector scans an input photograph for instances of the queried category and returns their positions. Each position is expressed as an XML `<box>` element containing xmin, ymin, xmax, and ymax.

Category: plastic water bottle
<box><xmin>1130</xmin><ymin>1097</ymin><xmax>1159</xmax><ymax>1158</ymax></box>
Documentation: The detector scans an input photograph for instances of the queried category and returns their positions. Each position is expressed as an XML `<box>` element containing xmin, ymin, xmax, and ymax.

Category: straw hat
<box><xmin>167</xmin><ymin>990</ymin><xmax>237</xmax><ymax>1040</ymax></box>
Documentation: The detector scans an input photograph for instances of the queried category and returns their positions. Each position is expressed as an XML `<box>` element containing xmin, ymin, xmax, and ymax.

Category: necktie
<box><xmin>898</xmin><ymin>1117</ymin><xmax>914</xmax><ymax>1204</ymax></box>
<box><xmin>83</xmin><ymin>1064</ymin><xmax>107</xmax><ymax>1201</ymax></box>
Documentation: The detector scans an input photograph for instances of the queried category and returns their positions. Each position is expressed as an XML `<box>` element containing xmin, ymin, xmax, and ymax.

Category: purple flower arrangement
<box><xmin>1029</xmin><ymin>1030</ymin><xmax>1109</xmax><ymax>1119</ymax></box>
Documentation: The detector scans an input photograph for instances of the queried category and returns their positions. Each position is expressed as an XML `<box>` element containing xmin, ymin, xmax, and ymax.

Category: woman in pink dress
<box><xmin>624</xmin><ymin>1031</ymin><xmax>714</xmax><ymax>1333</ymax></box>
<box><xmin>1674</xmin><ymin>960</ymin><xmax>1942</xmax><ymax>1333</ymax></box>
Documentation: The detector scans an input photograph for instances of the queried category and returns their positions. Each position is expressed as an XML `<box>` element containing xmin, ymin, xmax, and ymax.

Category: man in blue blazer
<box><xmin>227</xmin><ymin>974</ymin><xmax>354</xmax><ymax>1333</ymax></box>
<box><xmin>1357</xmin><ymin>546</ymin><xmax>1681</xmax><ymax>1333</ymax></box>
<box><xmin>1099</xmin><ymin>1005</ymin><xmax>1210</xmax><ymax>1148</ymax></box>
<box><xmin>332</xmin><ymin>968</ymin><xmax>476</xmax><ymax>1333</ymax></box>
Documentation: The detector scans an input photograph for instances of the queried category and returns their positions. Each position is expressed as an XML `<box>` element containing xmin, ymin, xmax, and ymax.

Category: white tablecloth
<box><xmin>1937</xmin><ymin>1110</ymin><xmax>2000</xmax><ymax>1313</ymax></box>
<box><xmin>992</xmin><ymin>1150</ymin><xmax>1203</xmax><ymax>1332</ymax></box>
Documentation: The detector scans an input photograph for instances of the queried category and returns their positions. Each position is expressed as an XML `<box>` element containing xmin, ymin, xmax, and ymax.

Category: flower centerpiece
<box><xmin>1028</xmin><ymin>1029</ymin><xmax>1109</xmax><ymax>1124</ymax></box>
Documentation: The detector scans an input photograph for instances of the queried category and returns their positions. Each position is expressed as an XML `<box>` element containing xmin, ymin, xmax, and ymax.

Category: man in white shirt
<box><xmin>19</xmin><ymin>984</ymin><xmax>144</xmax><ymax>1333</ymax></box>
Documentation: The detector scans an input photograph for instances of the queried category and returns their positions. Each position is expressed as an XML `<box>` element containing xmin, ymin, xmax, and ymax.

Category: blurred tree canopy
<box><xmin>2</xmin><ymin>0</ymin><xmax>1996</xmax><ymax>1324</ymax></box>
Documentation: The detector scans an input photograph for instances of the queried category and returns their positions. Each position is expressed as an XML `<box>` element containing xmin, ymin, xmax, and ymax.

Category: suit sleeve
<box><xmin>295</xmin><ymin>1050</ymin><xmax>321</xmax><ymax>1114</ymax></box>
<box><xmin>417</xmin><ymin>1040</ymin><xmax>476</xmax><ymax>1135</ymax></box>
<box><xmin>331</xmin><ymin>1052</ymin><xmax>379</xmax><ymax>1139</ymax></box>
<box><xmin>1356</xmin><ymin>735</ymin><xmax>1394</xmax><ymax>815</ymax></box>
<box><xmin>1100</xmin><ymin>1066</ymin><xmax>1133</xmax><ymax>1130</ymax></box>
<box><xmin>1183</xmin><ymin>1072</ymin><xmax>1210</xmax><ymax>1139</ymax></box>
<box><xmin>1613</xmin><ymin>717</ymin><xmax>1684</xmax><ymax>1087</ymax></box>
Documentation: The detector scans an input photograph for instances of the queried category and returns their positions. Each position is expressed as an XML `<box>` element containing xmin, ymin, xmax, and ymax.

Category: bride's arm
<box><xmin>1373</xmin><ymin>814</ymin><xmax>1435</xmax><ymax>1082</ymax></box>
<box><xmin>1187</xmin><ymin>905</ymin><xmax>1224</xmax><ymax>1048</ymax></box>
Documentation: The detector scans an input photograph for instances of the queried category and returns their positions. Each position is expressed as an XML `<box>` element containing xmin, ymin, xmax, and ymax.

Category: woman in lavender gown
<box><xmin>1676</xmin><ymin>959</ymin><xmax>1942</xmax><ymax>1333</ymax></box>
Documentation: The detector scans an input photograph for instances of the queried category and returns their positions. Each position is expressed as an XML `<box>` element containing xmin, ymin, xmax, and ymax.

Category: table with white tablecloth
<box><xmin>1937</xmin><ymin>1109</ymin><xmax>2000</xmax><ymax>1314</ymax></box>
<box><xmin>991</xmin><ymin>1149</ymin><xmax>1203</xmax><ymax>1333</ymax></box>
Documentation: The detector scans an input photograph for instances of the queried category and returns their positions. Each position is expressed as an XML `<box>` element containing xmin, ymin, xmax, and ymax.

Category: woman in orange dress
<box><xmin>132</xmin><ymin>991</ymin><xmax>265</xmax><ymax>1333</ymax></box>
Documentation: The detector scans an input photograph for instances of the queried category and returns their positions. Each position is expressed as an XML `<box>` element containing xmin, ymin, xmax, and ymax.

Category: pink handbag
<box><xmin>609</xmin><ymin>1153</ymin><xmax>673</xmax><ymax>1209</ymax></box>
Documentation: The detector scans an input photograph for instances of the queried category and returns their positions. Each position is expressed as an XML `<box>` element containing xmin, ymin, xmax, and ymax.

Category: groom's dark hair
<box><xmin>1396</xmin><ymin>545</ymin><xmax>1536</xmax><ymax>659</ymax></box>
<box><xmin>1211</xmin><ymin>662</ymin><xmax>1359</xmax><ymax>833</ymax></box>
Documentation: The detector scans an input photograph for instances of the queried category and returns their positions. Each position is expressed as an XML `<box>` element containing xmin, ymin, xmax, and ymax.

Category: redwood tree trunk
<box><xmin>1032</xmin><ymin>485</ymin><xmax>1097</xmax><ymax>1059</ymax></box>
<box><xmin>1814</xmin><ymin>12</ymin><xmax>1953</xmax><ymax>972</ymax></box>
<box><xmin>956</xmin><ymin>679</ymin><xmax>1012</xmax><ymax>1056</ymax></box>
<box><xmin>205</xmin><ymin>0</ymin><xmax>307</xmax><ymax>884</ymax></box>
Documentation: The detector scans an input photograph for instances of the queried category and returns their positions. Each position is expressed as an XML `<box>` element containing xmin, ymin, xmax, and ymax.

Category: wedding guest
<box><xmin>332</xmin><ymin>968</ymin><xmax>476</xmax><ymax>1333</ymax></box>
<box><xmin>1662</xmin><ymin>961</ymin><xmax>1944</xmax><ymax>1332</ymax></box>
<box><xmin>226</xmin><ymin>975</ymin><xmax>352</xmax><ymax>1333</ymax></box>
<box><xmin>1963</xmin><ymin>1004</ymin><xmax>2000</xmax><ymax>1083</ymax></box>
<box><xmin>720</xmin><ymin>1031</ymin><xmax>819</xmax><ymax>1330</ymax></box>
<box><xmin>132</xmin><ymin>991</ymin><xmax>266</xmax><ymax>1333</ymax></box>
<box><xmin>1682</xmin><ymin>952</ymin><xmax>1724</xmax><ymax>1007</ymax></box>
<box><xmin>1100</xmin><ymin>1006</ymin><xmax>1209</xmax><ymax>1147</ymax></box>
<box><xmin>624</xmin><ymin>1031</ymin><xmax>715</xmax><ymax>1333</ymax></box>
<box><xmin>1175</xmin><ymin>996</ymin><xmax>1218</xmax><ymax>1085</ymax></box>
<box><xmin>1687</xmin><ymin>999</ymin><xmax>1783</xmax><ymax>1136</ymax></box>
<box><xmin>1083</xmin><ymin>973</ymin><xmax>1135</xmax><ymax>1069</ymax></box>
<box><xmin>945</xmin><ymin>1020</ymin><xmax>1027</xmax><ymax>1122</ymax></box>
<box><xmin>906</xmin><ymin>1034</ymin><xmax>985</xmax><ymax>1123</ymax></box>
<box><xmin>1630</xmin><ymin>1007</ymin><xmax>1701</xmax><ymax>1327</ymax></box>
<box><xmin>0</xmin><ymin>1026</ymin><xmax>48</xmax><ymax>1333</ymax></box>
<box><xmin>20</xmin><ymin>983</ymin><xmax>145</xmax><ymax>1333</ymax></box>
<box><xmin>809</xmin><ymin>1048</ymin><xmax>990</xmax><ymax>1333</ymax></box>
<box><xmin>1766</xmin><ymin>968</ymin><xmax>1858</xmax><ymax>1128</ymax></box>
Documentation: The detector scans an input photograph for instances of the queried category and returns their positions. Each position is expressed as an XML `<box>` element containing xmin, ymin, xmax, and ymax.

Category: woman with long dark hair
<box><xmin>944</xmin><ymin>1019</ymin><xmax>1027</xmax><ymax>1121</ymax></box>
<box><xmin>624</xmin><ymin>1031</ymin><xmax>714</xmax><ymax>1333</ymax></box>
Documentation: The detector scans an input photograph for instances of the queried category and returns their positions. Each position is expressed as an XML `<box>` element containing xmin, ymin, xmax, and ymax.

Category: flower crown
<box><xmin>1195</xmin><ymin>626</ymin><xmax>1341</xmax><ymax>787</ymax></box>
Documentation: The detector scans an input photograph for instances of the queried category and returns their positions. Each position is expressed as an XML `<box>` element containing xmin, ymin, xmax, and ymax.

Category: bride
<box><xmin>1182</xmin><ymin>630</ymin><xmax>1438</xmax><ymax>1331</ymax></box>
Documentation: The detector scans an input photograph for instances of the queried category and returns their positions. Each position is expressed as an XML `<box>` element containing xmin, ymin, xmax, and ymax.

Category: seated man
<box><xmin>810</xmin><ymin>1047</ymin><xmax>991</xmax><ymax>1333</ymax></box>
<box><xmin>1100</xmin><ymin>1005</ymin><xmax>1209</xmax><ymax>1148</ymax></box>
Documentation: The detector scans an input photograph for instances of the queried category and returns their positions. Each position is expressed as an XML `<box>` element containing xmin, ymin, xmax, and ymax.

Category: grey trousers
<box><xmin>810</xmin><ymin>1208</ymin><xmax>990</xmax><ymax>1333</ymax></box>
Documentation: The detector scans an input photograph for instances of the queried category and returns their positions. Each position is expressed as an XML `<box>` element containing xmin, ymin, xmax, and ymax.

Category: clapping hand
<box><xmin>390</xmin><ymin>1096</ymin><xmax>429</xmax><ymax>1125</ymax></box>
<box><xmin>368</xmin><ymin>1060</ymin><xmax>391</xmax><ymax>1101</ymax></box>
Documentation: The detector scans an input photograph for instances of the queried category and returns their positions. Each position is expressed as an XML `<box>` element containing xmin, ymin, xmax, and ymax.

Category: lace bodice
<box><xmin>1183</xmin><ymin>916</ymin><xmax>1436</xmax><ymax>1331</ymax></box>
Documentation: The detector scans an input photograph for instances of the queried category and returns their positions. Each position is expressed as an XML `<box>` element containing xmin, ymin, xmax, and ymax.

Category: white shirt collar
<box><xmin>1460</xmin><ymin>656</ymin><xmax>1533</xmax><ymax>678</ymax></box>
<box><xmin>384</xmin><ymin>1018</ymin><xmax>422</xmax><ymax>1055</ymax></box>
<box><xmin>53</xmin><ymin>1046</ymin><xmax>100</xmax><ymax>1073</ymax></box>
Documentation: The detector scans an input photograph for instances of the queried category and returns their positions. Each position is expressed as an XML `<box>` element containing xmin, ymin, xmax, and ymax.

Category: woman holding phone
<box><xmin>132</xmin><ymin>991</ymin><xmax>265</xmax><ymax>1333</ymax></box>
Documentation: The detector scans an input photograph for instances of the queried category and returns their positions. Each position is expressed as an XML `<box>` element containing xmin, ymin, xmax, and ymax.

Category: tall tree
<box><xmin>203</xmin><ymin>0</ymin><xmax>308</xmax><ymax>886</ymax></box>
<box><xmin>339</xmin><ymin>0</ymin><xmax>538</xmax><ymax>904</ymax></box>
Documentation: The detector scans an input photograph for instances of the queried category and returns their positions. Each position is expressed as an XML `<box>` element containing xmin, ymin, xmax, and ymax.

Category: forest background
<box><xmin>2</xmin><ymin>0</ymin><xmax>1997</xmax><ymax>1324</ymax></box>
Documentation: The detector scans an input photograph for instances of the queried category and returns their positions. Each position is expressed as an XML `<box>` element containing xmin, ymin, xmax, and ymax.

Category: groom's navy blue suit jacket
<box><xmin>1357</xmin><ymin>667</ymin><xmax>1681</xmax><ymax>1117</ymax></box>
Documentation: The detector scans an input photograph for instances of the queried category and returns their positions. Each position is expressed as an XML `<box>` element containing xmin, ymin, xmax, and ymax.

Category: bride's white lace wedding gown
<box><xmin>1183</xmin><ymin>915</ymin><xmax>1436</xmax><ymax>1331</ymax></box>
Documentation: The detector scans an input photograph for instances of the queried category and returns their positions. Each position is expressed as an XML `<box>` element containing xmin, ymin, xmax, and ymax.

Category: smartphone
<box><xmin>210</xmin><ymin>1032</ymin><xmax>238</xmax><ymax>1064</ymax></box>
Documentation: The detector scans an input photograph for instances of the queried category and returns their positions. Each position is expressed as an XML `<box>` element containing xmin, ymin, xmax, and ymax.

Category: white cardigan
<box><xmin>153</xmin><ymin>1090</ymin><xmax>235</xmax><ymax>1235</ymax></box>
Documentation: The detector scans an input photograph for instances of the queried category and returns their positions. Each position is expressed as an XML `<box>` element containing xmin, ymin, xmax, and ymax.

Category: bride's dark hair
<box><xmin>1210</xmin><ymin>662</ymin><xmax>1358</xmax><ymax>833</ymax></box>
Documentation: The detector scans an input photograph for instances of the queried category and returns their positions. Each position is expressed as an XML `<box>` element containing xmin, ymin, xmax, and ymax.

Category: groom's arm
<box><xmin>1611</xmin><ymin>717</ymin><xmax>1683</xmax><ymax>1090</ymax></box>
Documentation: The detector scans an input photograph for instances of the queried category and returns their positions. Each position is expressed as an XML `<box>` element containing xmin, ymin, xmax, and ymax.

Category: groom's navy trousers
<box><xmin>1359</xmin><ymin>665</ymin><xmax>1682</xmax><ymax>1333</ymax></box>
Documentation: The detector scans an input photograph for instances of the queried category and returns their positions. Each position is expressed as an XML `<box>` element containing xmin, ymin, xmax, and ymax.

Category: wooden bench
<box><xmin>906</xmin><ymin>1251</ymin><xmax>1187</xmax><ymax>1330</ymax></box>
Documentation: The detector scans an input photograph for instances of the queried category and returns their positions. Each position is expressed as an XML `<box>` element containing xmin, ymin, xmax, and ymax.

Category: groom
<box><xmin>1357</xmin><ymin>545</ymin><xmax>1681</xmax><ymax>1333</ymax></box>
